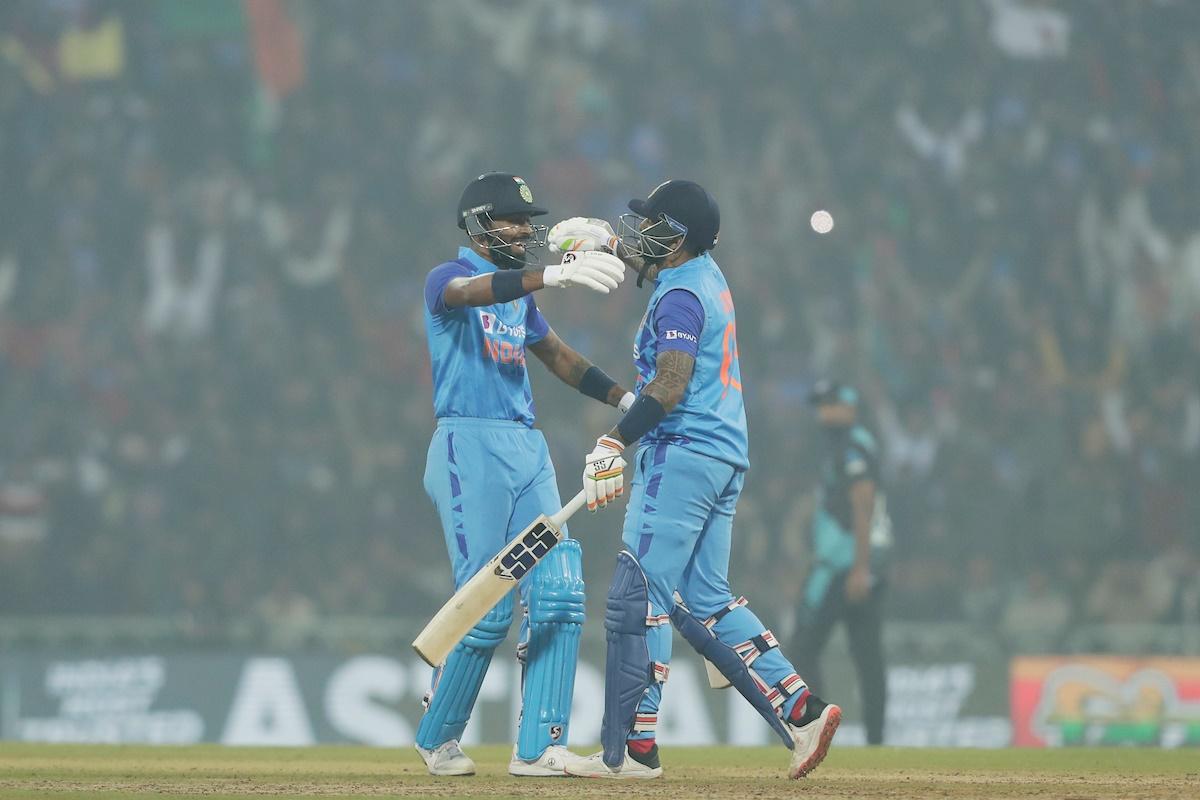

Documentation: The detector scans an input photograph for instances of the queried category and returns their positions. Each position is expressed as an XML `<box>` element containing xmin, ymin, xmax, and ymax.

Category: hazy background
<box><xmin>1</xmin><ymin>0</ymin><xmax>1198</xmax><ymax>746</ymax></box>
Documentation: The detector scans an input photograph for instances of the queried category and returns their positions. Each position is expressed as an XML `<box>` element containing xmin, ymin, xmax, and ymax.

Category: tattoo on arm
<box><xmin>529</xmin><ymin>332</ymin><xmax>560</xmax><ymax>368</ymax></box>
<box><xmin>563</xmin><ymin>354</ymin><xmax>589</xmax><ymax>387</ymax></box>
<box><xmin>641</xmin><ymin>350</ymin><xmax>694</xmax><ymax>413</ymax></box>
<box><xmin>530</xmin><ymin>332</ymin><xmax>591</xmax><ymax>388</ymax></box>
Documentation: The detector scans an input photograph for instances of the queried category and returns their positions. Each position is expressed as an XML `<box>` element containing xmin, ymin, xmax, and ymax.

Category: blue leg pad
<box><xmin>415</xmin><ymin>593</ymin><xmax>512</xmax><ymax>749</ymax></box>
<box><xmin>517</xmin><ymin>538</ymin><xmax>585</xmax><ymax>760</ymax></box>
<box><xmin>671</xmin><ymin>600</ymin><xmax>794</xmax><ymax>748</ymax></box>
<box><xmin>601</xmin><ymin>550</ymin><xmax>652</xmax><ymax>769</ymax></box>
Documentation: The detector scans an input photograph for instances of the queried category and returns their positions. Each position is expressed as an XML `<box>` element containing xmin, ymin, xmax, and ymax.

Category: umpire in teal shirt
<box><xmin>798</xmin><ymin>380</ymin><xmax>892</xmax><ymax>745</ymax></box>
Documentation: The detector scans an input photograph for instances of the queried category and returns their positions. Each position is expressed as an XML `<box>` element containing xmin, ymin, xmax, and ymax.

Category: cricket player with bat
<box><xmin>559</xmin><ymin>180</ymin><xmax>843</xmax><ymax>780</ymax></box>
<box><xmin>416</xmin><ymin>172</ymin><xmax>631</xmax><ymax>777</ymax></box>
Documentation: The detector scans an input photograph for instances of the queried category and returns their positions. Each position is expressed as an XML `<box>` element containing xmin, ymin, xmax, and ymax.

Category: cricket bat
<box><xmin>412</xmin><ymin>489</ymin><xmax>588</xmax><ymax>667</ymax></box>
<box><xmin>706</xmin><ymin>658</ymin><xmax>732</xmax><ymax>689</ymax></box>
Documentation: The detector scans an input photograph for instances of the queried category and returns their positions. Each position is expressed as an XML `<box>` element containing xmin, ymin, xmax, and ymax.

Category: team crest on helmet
<box><xmin>514</xmin><ymin>176</ymin><xmax>534</xmax><ymax>204</ymax></box>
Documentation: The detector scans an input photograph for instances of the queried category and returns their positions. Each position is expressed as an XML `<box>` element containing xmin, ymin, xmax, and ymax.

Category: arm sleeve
<box><xmin>424</xmin><ymin>261</ymin><xmax>473</xmax><ymax>316</ymax></box>
<box><xmin>652</xmin><ymin>288</ymin><xmax>705</xmax><ymax>357</ymax></box>
<box><xmin>524</xmin><ymin>295</ymin><xmax>550</xmax><ymax>344</ymax></box>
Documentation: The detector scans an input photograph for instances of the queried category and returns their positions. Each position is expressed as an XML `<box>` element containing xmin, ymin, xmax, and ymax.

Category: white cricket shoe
<box><xmin>564</xmin><ymin>749</ymin><xmax>663</xmax><ymax>779</ymax></box>
<box><xmin>508</xmin><ymin>744</ymin><xmax>589</xmax><ymax>777</ymax></box>
<box><xmin>415</xmin><ymin>739</ymin><xmax>475</xmax><ymax>776</ymax></box>
<box><xmin>787</xmin><ymin>697</ymin><xmax>841</xmax><ymax>779</ymax></box>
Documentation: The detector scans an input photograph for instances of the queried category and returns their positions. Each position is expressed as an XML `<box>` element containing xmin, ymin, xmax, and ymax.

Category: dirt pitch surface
<box><xmin>1</xmin><ymin>743</ymin><xmax>1197</xmax><ymax>800</ymax></box>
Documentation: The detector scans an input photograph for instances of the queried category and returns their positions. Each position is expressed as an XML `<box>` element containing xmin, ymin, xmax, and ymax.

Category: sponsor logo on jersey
<box><xmin>479</xmin><ymin>310</ymin><xmax>528</xmax><ymax>366</ymax></box>
<box><xmin>663</xmin><ymin>329</ymin><xmax>698</xmax><ymax>344</ymax></box>
<box><xmin>478</xmin><ymin>311</ymin><xmax>526</xmax><ymax>338</ymax></box>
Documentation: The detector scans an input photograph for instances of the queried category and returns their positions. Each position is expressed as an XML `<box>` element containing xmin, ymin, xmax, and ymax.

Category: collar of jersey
<box><xmin>654</xmin><ymin>252</ymin><xmax>712</xmax><ymax>286</ymax></box>
<box><xmin>458</xmin><ymin>246</ymin><xmax>497</xmax><ymax>275</ymax></box>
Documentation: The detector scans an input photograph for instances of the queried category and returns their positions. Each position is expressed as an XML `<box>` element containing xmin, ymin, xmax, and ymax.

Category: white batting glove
<box><xmin>583</xmin><ymin>435</ymin><xmax>625</xmax><ymax>511</ymax></box>
<box><xmin>548</xmin><ymin>217</ymin><xmax>619</xmax><ymax>253</ymax></box>
<box><xmin>618</xmin><ymin>391</ymin><xmax>636</xmax><ymax>414</ymax></box>
<box><xmin>543</xmin><ymin>250</ymin><xmax>625</xmax><ymax>294</ymax></box>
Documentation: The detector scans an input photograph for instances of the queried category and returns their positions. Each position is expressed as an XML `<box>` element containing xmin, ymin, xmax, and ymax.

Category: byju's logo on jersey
<box><xmin>480</xmin><ymin>310</ymin><xmax>528</xmax><ymax>366</ymax></box>
<box><xmin>478</xmin><ymin>311</ymin><xmax>526</xmax><ymax>338</ymax></box>
<box><xmin>663</xmin><ymin>329</ymin><xmax>698</xmax><ymax>344</ymax></box>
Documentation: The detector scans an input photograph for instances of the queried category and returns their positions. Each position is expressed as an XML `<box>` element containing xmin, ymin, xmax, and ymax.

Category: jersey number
<box><xmin>720</xmin><ymin>321</ymin><xmax>742</xmax><ymax>398</ymax></box>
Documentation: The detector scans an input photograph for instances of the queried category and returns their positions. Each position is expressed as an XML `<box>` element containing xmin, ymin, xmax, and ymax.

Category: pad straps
<box><xmin>732</xmin><ymin>629</ymin><xmax>780</xmax><ymax>668</ymax></box>
<box><xmin>703</xmin><ymin>596</ymin><xmax>748</xmax><ymax>630</ymax></box>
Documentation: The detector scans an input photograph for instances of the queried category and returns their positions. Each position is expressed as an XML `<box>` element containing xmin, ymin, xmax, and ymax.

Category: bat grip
<box><xmin>549</xmin><ymin>489</ymin><xmax>587</xmax><ymax>529</ymax></box>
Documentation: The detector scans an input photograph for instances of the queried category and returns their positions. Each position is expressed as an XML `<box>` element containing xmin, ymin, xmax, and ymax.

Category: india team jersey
<box><xmin>633</xmin><ymin>253</ymin><xmax>749</xmax><ymax>469</ymax></box>
<box><xmin>423</xmin><ymin>247</ymin><xmax>549</xmax><ymax>426</ymax></box>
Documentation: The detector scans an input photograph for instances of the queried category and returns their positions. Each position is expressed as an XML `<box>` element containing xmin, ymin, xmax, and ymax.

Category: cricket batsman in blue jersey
<box><xmin>416</xmin><ymin>172</ymin><xmax>631</xmax><ymax>777</ymax></box>
<box><xmin>562</xmin><ymin>180</ymin><xmax>842</xmax><ymax>780</ymax></box>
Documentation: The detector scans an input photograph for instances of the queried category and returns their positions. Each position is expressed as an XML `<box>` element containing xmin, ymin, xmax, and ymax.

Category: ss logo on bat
<box><xmin>494</xmin><ymin>523</ymin><xmax>559</xmax><ymax>581</ymax></box>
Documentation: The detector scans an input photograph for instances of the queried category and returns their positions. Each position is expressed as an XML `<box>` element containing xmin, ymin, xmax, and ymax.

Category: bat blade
<box><xmin>705</xmin><ymin>657</ymin><xmax>732</xmax><ymax>689</ymax></box>
<box><xmin>412</xmin><ymin>515</ymin><xmax>562</xmax><ymax>668</ymax></box>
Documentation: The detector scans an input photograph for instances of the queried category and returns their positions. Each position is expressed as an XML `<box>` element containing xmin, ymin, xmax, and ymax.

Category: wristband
<box><xmin>616</xmin><ymin>394</ymin><xmax>667</xmax><ymax>444</ymax></box>
<box><xmin>491</xmin><ymin>269</ymin><xmax>528</xmax><ymax>303</ymax></box>
<box><xmin>579</xmin><ymin>365</ymin><xmax>618</xmax><ymax>404</ymax></box>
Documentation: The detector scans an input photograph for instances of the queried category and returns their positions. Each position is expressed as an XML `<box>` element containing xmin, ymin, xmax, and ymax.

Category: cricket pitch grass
<box><xmin>1</xmin><ymin>743</ymin><xmax>1197</xmax><ymax>800</ymax></box>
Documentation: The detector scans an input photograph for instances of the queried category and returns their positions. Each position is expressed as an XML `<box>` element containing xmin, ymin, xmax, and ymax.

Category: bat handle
<box><xmin>549</xmin><ymin>489</ymin><xmax>587</xmax><ymax>529</ymax></box>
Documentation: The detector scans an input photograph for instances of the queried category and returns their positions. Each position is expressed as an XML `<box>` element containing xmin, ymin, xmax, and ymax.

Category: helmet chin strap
<box><xmin>635</xmin><ymin>256</ymin><xmax>656</xmax><ymax>288</ymax></box>
<box><xmin>632</xmin><ymin>241</ymin><xmax>683</xmax><ymax>288</ymax></box>
<box><xmin>613</xmin><ymin>239</ymin><xmax>661</xmax><ymax>289</ymax></box>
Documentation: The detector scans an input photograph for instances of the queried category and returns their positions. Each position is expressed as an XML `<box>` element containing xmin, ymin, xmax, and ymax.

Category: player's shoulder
<box><xmin>424</xmin><ymin>258</ymin><xmax>477</xmax><ymax>317</ymax></box>
<box><xmin>843</xmin><ymin>427</ymin><xmax>879</xmax><ymax>478</ymax></box>
<box><xmin>426</xmin><ymin>257</ymin><xmax>475</xmax><ymax>281</ymax></box>
<box><xmin>850</xmin><ymin>425</ymin><xmax>878</xmax><ymax>455</ymax></box>
<box><xmin>658</xmin><ymin>285</ymin><xmax>704</xmax><ymax>309</ymax></box>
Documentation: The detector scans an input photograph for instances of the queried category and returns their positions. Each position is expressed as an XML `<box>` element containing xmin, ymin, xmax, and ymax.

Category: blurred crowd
<box><xmin>1</xmin><ymin>0</ymin><xmax>1198</xmax><ymax>651</ymax></box>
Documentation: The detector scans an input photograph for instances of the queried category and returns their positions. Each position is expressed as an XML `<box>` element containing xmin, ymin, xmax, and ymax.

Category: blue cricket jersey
<box><xmin>423</xmin><ymin>247</ymin><xmax>550</xmax><ymax>426</ymax></box>
<box><xmin>633</xmin><ymin>253</ymin><xmax>749</xmax><ymax>469</ymax></box>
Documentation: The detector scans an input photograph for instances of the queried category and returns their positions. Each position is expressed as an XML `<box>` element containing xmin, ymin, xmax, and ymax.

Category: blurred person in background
<box><xmin>414</xmin><ymin>172</ymin><xmax>629</xmax><ymax>777</ymax></box>
<box><xmin>795</xmin><ymin>381</ymin><xmax>891</xmax><ymax>746</ymax></box>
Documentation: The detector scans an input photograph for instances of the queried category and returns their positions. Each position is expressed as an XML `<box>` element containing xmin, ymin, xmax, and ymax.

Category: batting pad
<box><xmin>516</xmin><ymin>538</ymin><xmax>586</xmax><ymax>761</ymax></box>
<box><xmin>602</xmin><ymin>550</ymin><xmax>653</xmax><ymax>769</ymax></box>
<box><xmin>415</xmin><ymin>593</ymin><xmax>512</xmax><ymax>750</ymax></box>
<box><xmin>671</xmin><ymin>599</ymin><xmax>794</xmax><ymax>748</ymax></box>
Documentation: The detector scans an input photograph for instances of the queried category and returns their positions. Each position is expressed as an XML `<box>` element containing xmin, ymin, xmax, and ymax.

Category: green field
<box><xmin>1</xmin><ymin>743</ymin><xmax>1197</xmax><ymax>800</ymax></box>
